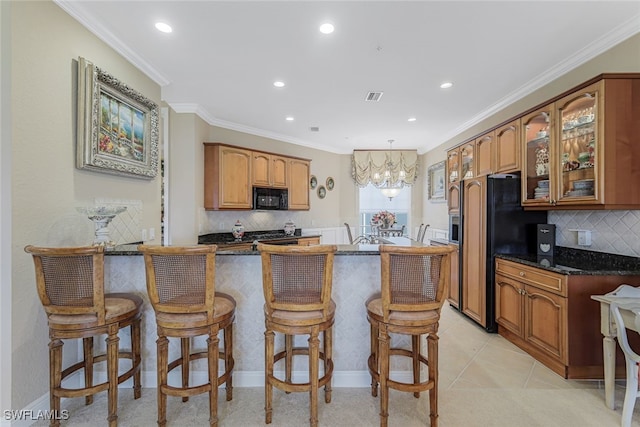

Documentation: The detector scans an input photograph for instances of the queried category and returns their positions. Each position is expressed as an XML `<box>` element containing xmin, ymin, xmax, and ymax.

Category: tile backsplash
<box><xmin>550</xmin><ymin>210</ymin><xmax>640</xmax><ymax>257</ymax></box>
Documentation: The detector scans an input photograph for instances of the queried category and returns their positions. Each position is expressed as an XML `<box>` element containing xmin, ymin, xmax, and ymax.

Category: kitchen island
<box><xmin>104</xmin><ymin>238</ymin><xmax>442</xmax><ymax>388</ymax></box>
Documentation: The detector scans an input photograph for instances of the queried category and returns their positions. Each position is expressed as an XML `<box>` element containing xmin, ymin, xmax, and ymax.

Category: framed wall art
<box><xmin>76</xmin><ymin>56</ymin><xmax>159</xmax><ymax>179</ymax></box>
<box><xmin>428</xmin><ymin>160</ymin><xmax>446</xmax><ymax>202</ymax></box>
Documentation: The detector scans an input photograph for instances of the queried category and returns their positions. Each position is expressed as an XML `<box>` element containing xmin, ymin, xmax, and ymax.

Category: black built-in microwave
<box><xmin>253</xmin><ymin>187</ymin><xmax>288</xmax><ymax>210</ymax></box>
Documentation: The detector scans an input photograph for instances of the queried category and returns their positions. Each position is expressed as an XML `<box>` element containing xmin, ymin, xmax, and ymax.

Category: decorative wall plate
<box><xmin>317</xmin><ymin>185</ymin><xmax>326</xmax><ymax>199</ymax></box>
<box><xmin>326</xmin><ymin>177</ymin><xmax>335</xmax><ymax>191</ymax></box>
<box><xmin>310</xmin><ymin>175</ymin><xmax>317</xmax><ymax>189</ymax></box>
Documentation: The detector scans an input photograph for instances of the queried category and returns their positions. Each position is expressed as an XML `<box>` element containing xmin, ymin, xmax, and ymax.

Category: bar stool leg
<box><xmin>285</xmin><ymin>334</ymin><xmax>293</xmax><ymax>391</ymax></box>
<box><xmin>208</xmin><ymin>325</ymin><xmax>220</xmax><ymax>427</ymax></box>
<box><xmin>157</xmin><ymin>335</ymin><xmax>169</xmax><ymax>427</ymax></box>
<box><xmin>369</xmin><ymin>322</ymin><xmax>379</xmax><ymax>397</ymax></box>
<box><xmin>428</xmin><ymin>333</ymin><xmax>439</xmax><ymax>427</ymax></box>
<box><xmin>308</xmin><ymin>328</ymin><xmax>320</xmax><ymax>427</ymax></box>
<box><xmin>378</xmin><ymin>324</ymin><xmax>390</xmax><ymax>427</ymax></box>
<box><xmin>83</xmin><ymin>337</ymin><xmax>94</xmax><ymax>405</ymax></box>
<box><xmin>106</xmin><ymin>324</ymin><xmax>119</xmax><ymax>427</ymax></box>
<box><xmin>412</xmin><ymin>335</ymin><xmax>420</xmax><ymax>398</ymax></box>
<box><xmin>265</xmin><ymin>328</ymin><xmax>275</xmax><ymax>424</ymax></box>
<box><xmin>181</xmin><ymin>338</ymin><xmax>190</xmax><ymax>402</ymax></box>
<box><xmin>323</xmin><ymin>326</ymin><xmax>332</xmax><ymax>404</ymax></box>
<box><xmin>224</xmin><ymin>323</ymin><xmax>233</xmax><ymax>401</ymax></box>
<box><xmin>49</xmin><ymin>338</ymin><xmax>63</xmax><ymax>427</ymax></box>
<box><xmin>132</xmin><ymin>318</ymin><xmax>142</xmax><ymax>399</ymax></box>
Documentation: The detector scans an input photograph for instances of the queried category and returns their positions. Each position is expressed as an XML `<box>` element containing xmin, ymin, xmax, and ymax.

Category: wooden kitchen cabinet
<box><xmin>446</xmin><ymin>148</ymin><xmax>461</xmax><ymax>214</ymax></box>
<box><xmin>461</xmin><ymin>177</ymin><xmax>486</xmax><ymax>327</ymax></box>
<box><xmin>475</xmin><ymin>131</ymin><xmax>494</xmax><ymax>177</ymax></box>
<box><xmin>297</xmin><ymin>236</ymin><xmax>320</xmax><ymax>246</ymax></box>
<box><xmin>288</xmin><ymin>158</ymin><xmax>310</xmax><ymax>210</ymax></box>
<box><xmin>252</xmin><ymin>152</ymin><xmax>288</xmax><ymax>188</ymax></box>
<box><xmin>495</xmin><ymin>120</ymin><xmax>520</xmax><ymax>173</ymax></box>
<box><xmin>522</xmin><ymin>76</ymin><xmax>640</xmax><ymax>210</ymax></box>
<box><xmin>431</xmin><ymin>240</ymin><xmax>460</xmax><ymax>309</ymax></box>
<box><xmin>204</xmin><ymin>143</ymin><xmax>252</xmax><ymax>210</ymax></box>
<box><xmin>495</xmin><ymin>258</ymin><xmax>640</xmax><ymax>379</ymax></box>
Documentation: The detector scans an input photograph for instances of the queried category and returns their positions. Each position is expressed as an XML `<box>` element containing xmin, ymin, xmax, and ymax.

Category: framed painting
<box><xmin>428</xmin><ymin>160</ymin><xmax>446</xmax><ymax>202</ymax></box>
<box><xmin>76</xmin><ymin>57</ymin><xmax>159</xmax><ymax>179</ymax></box>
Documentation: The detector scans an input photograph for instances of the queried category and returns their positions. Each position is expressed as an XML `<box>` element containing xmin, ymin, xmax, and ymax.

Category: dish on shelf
<box><xmin>565</xmin><ymin>189</ymin><xmax>594</xmax><ymax>197</ymax></box>
<box><xmin>573</xmin><ymin>179</ymin><xmax>594</xmax><ymax>190</ymax></box>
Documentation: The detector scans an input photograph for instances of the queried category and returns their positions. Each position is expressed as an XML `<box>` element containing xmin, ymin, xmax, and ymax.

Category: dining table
<box><xmin>591</xmin><ymin>284</ymin><xmax>640</xmax><ymax>410</ymax></box>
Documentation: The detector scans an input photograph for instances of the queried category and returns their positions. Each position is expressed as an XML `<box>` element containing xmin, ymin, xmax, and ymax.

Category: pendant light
<box><xmin>375</xmin><ymin>140</ymin><xmax>405</xmax><ymax>200</ymax></box>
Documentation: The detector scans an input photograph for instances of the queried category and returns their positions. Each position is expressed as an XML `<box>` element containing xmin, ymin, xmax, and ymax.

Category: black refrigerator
<box><xmin>457</xmin><ymin>173</ymin><xmax>547</xmax><ymax>332</ymax></box>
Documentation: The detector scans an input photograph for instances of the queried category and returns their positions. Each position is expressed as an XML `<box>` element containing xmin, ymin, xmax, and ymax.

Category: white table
<box><xmin>592</xmin><ymin>285</ymin><xmax>640</xmax><ymax>410</ymax></box>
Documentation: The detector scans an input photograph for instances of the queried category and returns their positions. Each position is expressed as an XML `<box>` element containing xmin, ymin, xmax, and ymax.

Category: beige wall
<box><xmin>10</xmin><ymin>0</ymin><xmax>162</xmax><ymax>408</ymax></box>
<box><xmin>422</xmin><ymin>33</ymin><xmax>640</xmax><ymax>247</ymax></box>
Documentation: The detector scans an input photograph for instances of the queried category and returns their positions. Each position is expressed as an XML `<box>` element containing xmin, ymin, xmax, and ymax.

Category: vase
<box><xmin>284</xmin><ymin>220</ymin><xmax>296</xmax><ymax>236</ymax></box>
<box><xmin>231</xmin><ymin>220</ymin><xmax>245</xmax><ymax>241</ymax></box>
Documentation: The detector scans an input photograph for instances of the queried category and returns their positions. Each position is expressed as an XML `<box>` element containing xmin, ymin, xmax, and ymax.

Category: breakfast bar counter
<box><xmin>104</xmin><ymin>238</ymin><xmax>439</xmax><ymax>388</ymax></box>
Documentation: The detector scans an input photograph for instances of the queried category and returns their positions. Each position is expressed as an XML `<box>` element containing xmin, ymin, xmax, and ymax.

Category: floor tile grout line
<box><xmin>445</xmin><ymin>332</ymin><xmax>492</xmax><ymax>391</ymax></box>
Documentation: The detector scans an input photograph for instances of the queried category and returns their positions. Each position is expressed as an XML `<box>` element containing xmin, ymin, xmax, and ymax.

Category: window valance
<box><xmin>351</xmin><ymin>150</ymin><xmax>419</xmax><ymax>187</ymax></box>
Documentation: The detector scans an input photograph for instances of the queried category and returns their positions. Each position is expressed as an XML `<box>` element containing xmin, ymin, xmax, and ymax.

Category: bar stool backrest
<box><xmin>25</xmin><ymin>245</ymin><xmax>106</xmax><ymax>325</ymax></box>
<box><xmin>139</xmin><ymin>245</ymin><xmax>217</xmax><ymax>323</ymax></box>
<box><xmin>259</xmin><ymin>243</ymin><xmax>336</xmax><ymax>317</ymax></box>
<box><xmin>379</xmin><ymin>244</ymin><xmax>453</xmax><ymax>322</ymax></box>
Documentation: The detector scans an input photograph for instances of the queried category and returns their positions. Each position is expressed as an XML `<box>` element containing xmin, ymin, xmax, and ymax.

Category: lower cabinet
<box><xmin>495</xmin><ymin>258</ymin><xmax>640</xmax><ymax>379</ymax></box>
<box><xmin>297</xmin><ymin>237</ymin><xmax>320</xmax><ymax>246</ymax></box>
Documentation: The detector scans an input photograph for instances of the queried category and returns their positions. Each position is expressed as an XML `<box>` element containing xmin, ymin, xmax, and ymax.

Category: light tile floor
<box><xmin>33</xmin><ymin>304</ymin><xmax>640</xmax><ymax>426</ymax></box>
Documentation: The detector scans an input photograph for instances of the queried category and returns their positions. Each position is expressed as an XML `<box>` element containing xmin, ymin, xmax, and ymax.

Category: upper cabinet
<box><xmin>495</xmin><ymin>120</ymin><xmax>520</xmax><ymax>174</ymax></box>
<box><xmin>204</xmin><ymin>143</ymin><xmax>253</xmax><ymax>210</ymax></box>
<box><xmin>288</xmin><ymin>158</ymin><xmax>310</xmax><ymax>210</ymax></box>
<box><xmin>523</xmin><ymin>77</ymin><xmax>640</xmax><ymax>209</ymax></box>
<box><xmin>460</xmin><ymin>142</ymin><xmax>475</xmax><ymax>180</ymax></box>
<box><xmin>252</xmin><ymin>153</ymin><xmax>288</xmax><ymax>188</ymax></box>
<box><xmin>475</xmin><ymin>131</ymin><xmax>494</xmax><ymax>177</ymax></box>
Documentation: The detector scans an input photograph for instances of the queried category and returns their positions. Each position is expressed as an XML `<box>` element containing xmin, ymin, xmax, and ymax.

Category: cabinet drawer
<box><xmin>496</xmin><ymin>259</ymin><xmax>566</xmax><ymax>296</ymax></box>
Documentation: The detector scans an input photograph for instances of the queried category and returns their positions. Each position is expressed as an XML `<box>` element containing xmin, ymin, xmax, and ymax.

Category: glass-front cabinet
<box><xmin>522</xmin><ymin>82</ymin><xmax>603</xmax><ymax>207</ymax></box>
<box><xmin>556</xmin><ymin>83</ymin><xmax>599</xmax><ymax>205</ymax></box>
<box><xmin>522</xmin><ymin>105</ymin><xmax>553</xmax><ymax>206</ymax></box>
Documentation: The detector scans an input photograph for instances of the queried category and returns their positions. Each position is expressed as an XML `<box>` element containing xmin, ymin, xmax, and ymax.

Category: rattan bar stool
<box><xmin>24</xmin><ymin>245</ymin><xmax>142</xmax><ymax>427</ymax></box>
<box><xmin>366</xmin><ymin>244</ymin><xmax>454</xmax><ymax>427</ymax></box>
<box><xmin>138</xmin><ymin>244</ymin><xmax>235</xmax><ymax>427</ymax></box>
<box><xmin>258</xmin><ymin>243</ymin><xmax>337</xmax><ymax>427</ymax></box>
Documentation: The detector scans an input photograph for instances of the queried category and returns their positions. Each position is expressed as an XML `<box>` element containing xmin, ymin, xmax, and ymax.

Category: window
<box><xmin>358</xmin><ymin>184</ymin><xmax>411</xmax><ymax>235</ymax></box>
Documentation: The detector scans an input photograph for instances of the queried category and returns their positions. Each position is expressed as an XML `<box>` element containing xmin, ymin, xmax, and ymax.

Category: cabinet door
<box><xmin>461</xmin><ymin>177</ymin><xmax>486</xmax><ymax>327</ymax></box>
<box><xmin>252</xmin><ymin>152</ymin><xmax>271</xmax><ymax>187</ymax></box>
<box><xmin>495</xmin><ymin>274</ymin><xmax>525</xmax><ymax>336</ymax></box>
<box><xmin>204</xmin><ymin>144</ymin><xmax>252</xmax><ymax>210</ymax></box>
<box><xmin>288</xmin><ymin>159</ymin><xmax>310</xmax><ymax>210</ymax></box>
<box><xmin>219</xmin><ymin>146</ymin><xmax>253</xmax><ymax>209</ymax></box>
<box><xmin>525</xmin><ymin>285</ymin><xmax>567</xmax><ymax>363</ymax></box>
<box><xmin>271</xmin><ymin>155</ymin><xmax>288</xmax><ymax>188</ymax></box>
<box><xmin>448</xmin><ymin>246</ymin><xmax>460</xmax><ymax>309</ymax></box>
<box><xmin>495</xmin><ymin>120</ymin><xmax>520</xmax><ymax>173</ymax></box>
<box><xmin>555</xmin><ymin>82</ymin><xmax>599</xmax><ymax>205</ymax></box>
<box><xmin>447</xmin><ymin>183</ymin><xmax>460</xmax><ymax>214</ymax></box>
<box><xmin>460</xmin><ymin>142</ymin><xmax>475</xmax><ymax>180</ymax></box>
<box><xmin>475</xmin><ymin>132</ymin><xmax>494</xmax><ymax>176</ymax></box>
<box><xmin>522</xmin><ymin>105</ymin><xmax>554</xmax><ymax>207</ymax></box>
<box><xmin>447</xmin><ymin>148</ymin><xmax>460</xmax><ymax>184</ymax></box>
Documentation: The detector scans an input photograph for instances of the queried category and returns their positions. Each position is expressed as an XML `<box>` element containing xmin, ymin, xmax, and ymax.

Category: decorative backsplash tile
<box><xmin>550</xmin><ymin>210</ymin><xmax>640</xmax><ymax>257</ymax></box>
<box><xmin>94</xmin><ymin>198</ymin><xmax>143</xmax><ymax>244</ymax></box>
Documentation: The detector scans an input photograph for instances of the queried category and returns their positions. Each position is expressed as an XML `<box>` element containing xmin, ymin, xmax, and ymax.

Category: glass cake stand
<box><xmin>77</xmin><ymin>206</ymin><xmax>127</xmax><ymax>248</ymax></box>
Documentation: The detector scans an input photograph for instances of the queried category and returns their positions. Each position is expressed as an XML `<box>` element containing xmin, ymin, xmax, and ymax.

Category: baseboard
<box><xmin>14</xmin><ymin>369</ymin><xmax>414</xmax><ymax>424</ymax></box>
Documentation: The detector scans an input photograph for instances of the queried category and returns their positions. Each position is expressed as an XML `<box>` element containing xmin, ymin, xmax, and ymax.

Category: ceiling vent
<box><xmin>365</xmin><ymin>91</ymin><xmax>384</xmax><ymax>102</ymax></box>
<box><xmin>310</xmin><ymin>126</ymin><xmax>320</xmax><ymax>132</ymax></box>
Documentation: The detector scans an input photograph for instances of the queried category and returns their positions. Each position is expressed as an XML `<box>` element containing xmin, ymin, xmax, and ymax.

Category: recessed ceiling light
<box><xmin>440</xmin><ymin>82</ymin><xmax>453</xmax><ymax>89</ymax></box>
<box><xmin>285</xmin><ymin>116</ymin><xmax>294</xmax><ymax>121</ymax></box>
<box><xmin>273</xmin><ymin>81</ymin><xmax>285</xmax><ymax>88</ymax></box>
<box><xmin>155</xmin><ymin>22</ymin><xmax>172</xmax><ymax>33</ymax></box>
<box><xmin>408</xmin><ymin>117</ymin><xmax>417</xmax><ymax>122</ymax></box>
<box><xmin>319</xmin><ymin>23</ymin><xmax>334</xmax><ymax>34</ymax></box>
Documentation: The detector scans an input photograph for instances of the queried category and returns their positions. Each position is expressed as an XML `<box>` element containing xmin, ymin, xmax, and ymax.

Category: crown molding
<box><xmin>54</xmin><ymin>0</ymin><xmax>171</xmax><ymax>86</ymax></box>
<box><xmin>433</xmin><ymin>14</ymin><xmax>640</xmax><ymax>152</ymax></box>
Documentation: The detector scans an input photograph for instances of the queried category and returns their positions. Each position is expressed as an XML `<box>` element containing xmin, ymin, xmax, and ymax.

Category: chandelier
<box><xmin>373</xmin><ymin>140</ymin><xmax>406</xmax><ymax>200</ymax></box>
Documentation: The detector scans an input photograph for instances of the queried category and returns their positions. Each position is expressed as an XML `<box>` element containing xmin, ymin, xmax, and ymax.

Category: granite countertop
<box><xmin>105</xmin><ymin>236</ymin><xmax>432</xmax><ymax>256</ymax></box>
<box><xmin>497</xmin><ymin>246</ymin><xmax>640</xmax><ymax>276</ymax></box>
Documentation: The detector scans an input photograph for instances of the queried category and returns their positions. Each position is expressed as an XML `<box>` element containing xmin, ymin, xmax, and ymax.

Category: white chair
<box><xmin>610</xmin><ymin>301</ymin><xmax>640</xmax><ymax>427</ymax></box>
